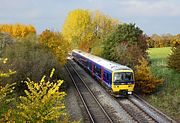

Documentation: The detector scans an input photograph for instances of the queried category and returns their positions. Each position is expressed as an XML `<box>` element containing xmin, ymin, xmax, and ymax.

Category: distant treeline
<box><xmin>147</xmin><ymin>34</ymin><xmax>180</xmax><ymax>48</ymax></box>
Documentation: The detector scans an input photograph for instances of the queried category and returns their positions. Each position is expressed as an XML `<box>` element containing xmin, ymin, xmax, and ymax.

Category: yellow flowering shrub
<box><xmin>15</xmin><ymin>69</ymin><xmax>67</xmax><ymax>122</ymax></box>
<box><xmin>135</xmin><ymin>57</ymin><xmax>164</xmax><ymax>93</ymax></box>
<box><xmin>0</xmin><ymin>58</ymin><xmax>16</xmax><ymax>122</ymax></box>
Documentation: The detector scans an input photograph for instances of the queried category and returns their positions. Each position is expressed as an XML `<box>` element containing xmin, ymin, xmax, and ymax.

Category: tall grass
<box><xmin>147</xmin><ymin>47</ymin><xmax>180</xmax><ymax>121</ymax></box>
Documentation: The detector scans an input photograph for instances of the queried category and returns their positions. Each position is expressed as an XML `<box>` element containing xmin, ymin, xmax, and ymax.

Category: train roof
<box><xmin>72</xmin><ymin>49</ymin><xmax>132</xmax><ymax>72</ymax></box>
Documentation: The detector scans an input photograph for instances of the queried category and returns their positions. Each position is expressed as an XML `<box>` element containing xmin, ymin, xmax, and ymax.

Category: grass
<box><xmin>146</xmin><ymin>47</ymin><xmax>180</xmax><ymax>121</ymax></box>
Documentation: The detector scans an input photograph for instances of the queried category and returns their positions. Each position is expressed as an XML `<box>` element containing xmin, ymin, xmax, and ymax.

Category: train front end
<box><xmin>112</xmin><ymin>70</ymin><xmax>135</xmax><ymax>96</ymax></box>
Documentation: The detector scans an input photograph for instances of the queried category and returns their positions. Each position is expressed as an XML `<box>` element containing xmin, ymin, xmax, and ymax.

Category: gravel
<box><xmin>69</xmin><ymin>60</ymin><xmax>135</xmax><ymax>123</ymax></box>
<box><xmin>61</xmin><ymin>67</ymin><xmax>84</xmax><ymax>122</ymax></box>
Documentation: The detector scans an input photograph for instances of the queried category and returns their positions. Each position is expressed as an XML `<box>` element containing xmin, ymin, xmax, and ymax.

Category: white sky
<box><xmin>0</xmin><ymin>0</ymin><xmax>180</xmax><ymax>35</ymax></box>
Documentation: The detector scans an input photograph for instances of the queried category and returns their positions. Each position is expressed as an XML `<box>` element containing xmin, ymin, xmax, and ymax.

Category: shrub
<box><xmin>16</xmin><ymin>70</ymin><xmax>67</xmax><ymax>122</ymax></box>
<box><xmin>135</xmin><ymin>57</ymin><xmax>164</xmax><ymax>93</ymax></box>
<box><xmin>168</xmin><ymin>45</ymin><xmax>180</xmax><ymax>72</ymax></box>
<box><xmin>0</xmin><ymin>32</ymin><xmax>14</xmax><ymax>57</ymax></box>
<box><xmin>2</xmin><ymin>35</ymin><xmax>61</xmax><ymax>93</ymax></box>
<box><xmin>0</xmin><ymin>69</ymin><xmax>69</xmax><ymax>122</ymax></box>
<box><xmin>0</xmin><ymin>58</ymin><xmax>16</xmax><ymax>119</ymax></box>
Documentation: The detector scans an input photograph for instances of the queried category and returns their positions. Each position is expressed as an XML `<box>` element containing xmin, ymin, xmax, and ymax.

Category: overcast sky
<box><xmin>0</xmin><ymin>0</ymin><xmax>180</xmax><ymax>35</ymax></box>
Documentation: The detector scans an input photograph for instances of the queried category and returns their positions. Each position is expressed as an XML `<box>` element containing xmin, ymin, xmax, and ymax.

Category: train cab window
<box><xmin>114</xmin><ymin>73</ymin><xmax>123</xmax><ymax>81</ymax></box>
<box><xmin>124</xmin><ymin>72</ymin><xmax>133</xmax><ymax>81</ymax></box>
<box><xmin>114</xmin><ymin>72</ymin><xmax>133</xmax><ymax>84</ymax></box>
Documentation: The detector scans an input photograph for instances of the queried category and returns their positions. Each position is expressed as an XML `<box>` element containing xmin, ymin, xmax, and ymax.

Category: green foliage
<box><xmin>148</xmin><ymin>47</ymin><xmax>180</xmax><ymax>120</ymax></box>
<box><xmin>0</xmin><ymin>32</ymin><xmax>14</xmax><ymax>57</ymax></box>
<box><xmin>102</xmin><ymin>23</ymin><xmax>148</xmax><ymax>68</ymax></box>
<box><xmin>39</xmin><ymin>29</ymin><xmax>69</xmax><ymax>65</ymax></box>
<box><xmin>0</xmin><ymin>58</ymin><xmax>16</xmax><ymax>120</ymax></box>
<box><xmin>168</xmin><ymin>46</ymin><xmax>180</xmax><ymax>71</ymax></box>
<box><xmin>135</xmin><ymin>57</ymin><xmax>164</xmax><ymax>93</ymax></box>
<box><xmin>1</xmin><ymin>35</ymin><xmax>61</xmax><ymax>94</ymax></box>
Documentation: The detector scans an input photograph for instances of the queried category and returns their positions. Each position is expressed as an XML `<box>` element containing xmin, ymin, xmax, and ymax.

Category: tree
<box><xmin>62</xmin><ymin>9</ymin><xmax>92</xmax><ymax>50</ymax></box>
<box><xmin>171</xmin><ymin>34</ymin><xmax>180</xmax><ymax>47</ymax></box>
<box><xmin>39</xmin><ymin>29</ymin><xmax>69</xmax><ymax>65</ymax></box>
<box><xmin>2</xmin><ymin>35</ymin><xmax>62</xmax><ymax>93</ymax></box>
<box><xmin>102</xmin><ymin>23</ymin><xmax>148</xmax><ymax>68</ymax></box>
<box><xmin>0</xmin><ymin>24</ymin><xmax>36</xmax><ymax>38</ymax></box>
<box><xmin>90</xmin><ymin>11</ymin><xmax>119</xmax><ymax>55</ymax></box>
<box><xmin>62</xmin><ymin>9</ymin><xmax>118</xmax><ymax>52</ymax></box>
<box><xmin>135</xmin><ymin>57</ymin><xmax>163</xmax><ymax>93</ymax></box>
<box><xmin>168</xmin><ymin>45</ymin><xmax>180</xmax><ymax>71</ymax></box>
<box><xmin>0</xmin><ymin>32</ymin><xmax>13</xmax><ymax>56</ymax></box>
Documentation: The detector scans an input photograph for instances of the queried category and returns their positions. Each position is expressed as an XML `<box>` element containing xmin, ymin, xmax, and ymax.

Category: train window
<box><xmin>94</xmin><ymin>65</ymin><xmax>101</xmax><ymax>77</ymax></box>
<box><xmin>103</xmin><ymin>73</ymin><xmax>109</xmax><ymax>81</ymax></box>
<box><xmin>114</xmin><ymin>72</ymin><xmax>133</xmax><ymax>83</ymax></box>
<box><xmin>88</xmin><ymin>61</ymin><xmax>92</xmax><ymax>70</ymax></box>
<box><xmin>124</xmin><ymin>72</ymin><xmax>133</xmax><ymax>81</ymax></box>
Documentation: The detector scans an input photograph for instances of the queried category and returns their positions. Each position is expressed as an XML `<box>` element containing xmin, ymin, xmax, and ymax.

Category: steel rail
<box><xmin>65</xmin><ymin>65</ymin><xmax>95</xmax><ymax>123</ymax></box>
<box><xmin>130</xmin><ymin>94</ymin><xmax>177</xmax><ymax>123</ymax></box>
<box><xmin>68</xmin><ymin>61</ymin><xmax>114</xmax><ymax>123</ymax></box>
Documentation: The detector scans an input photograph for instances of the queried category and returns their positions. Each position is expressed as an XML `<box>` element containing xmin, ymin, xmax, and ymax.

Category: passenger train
<box><xmin>72</xmin><ymin>49</ymin><xmax>135</xmax><ymax>96</ymax></box>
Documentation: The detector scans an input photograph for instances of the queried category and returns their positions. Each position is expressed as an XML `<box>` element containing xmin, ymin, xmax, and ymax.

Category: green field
<box><xmin>147</xmin><ymin>47</ymin><xmax>180</xmax><ymax>121</ymax></box>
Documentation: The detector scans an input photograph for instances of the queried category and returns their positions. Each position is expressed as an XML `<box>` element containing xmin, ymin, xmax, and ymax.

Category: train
<box><xmin>72</xmin><ymin>49</ymin><xmax>135</xmax><ymax>96</ymax></box>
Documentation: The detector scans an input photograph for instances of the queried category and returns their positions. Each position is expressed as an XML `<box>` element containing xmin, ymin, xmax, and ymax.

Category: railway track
<box><xmin>66</xmin><ymin>59</ymin><xmax>177</xmax><ymax>123</ymax></box>
<box><xmin>65</xmin><ymin>61</ymin><xmax>114</xmax><ymax>123</ymax></box>
<box><xmin>128</xmin><ymin>94</ymin><xmax>177</xmax><ymax>123</ymax></box>
<box><xmin>117</xmin><ymin>98</ymin><xmax>157</xmax><ymax>123</ymax></box>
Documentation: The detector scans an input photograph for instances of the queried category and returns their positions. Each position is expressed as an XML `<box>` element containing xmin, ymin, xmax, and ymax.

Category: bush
<box><xmin>1</xmin><ymin>35</ymin><xmax>61</xmax><ymax>93</ymax></box>
<box><xmin>0</xmin><ymin>69</ymin><xmax>70</xmax><ymax>122</ymax></box>
<box><xmin>168</xmin><ymin>45</ymin><xmax>180</xmax><ymax>72</ymax></box>
<box><xmin>135</xmin><ymin>57</ymin><xmax>164</xmax><ymax>93</ymax></box>
<box><xmin>0</xmin><ymin>32</ymin><xmax>14</xmax><ymax>57</ymax></box>
<box><xmin>0</xmin><ymin>58</ymin><xmax>16</xmax><ymax>119</ymax></box>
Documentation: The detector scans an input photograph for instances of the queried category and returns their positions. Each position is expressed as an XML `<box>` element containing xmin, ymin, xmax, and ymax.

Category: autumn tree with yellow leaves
<box><xmin>0</xmin><ymin>24</ymin><xmax>36</xmax><ymax>38</ymax></box>
<box><xmin>62</xmin><ymin>9</ymin><xmax>118</xmax><ymax>53</ymax></box>
<box><xmin>62</xmin><ymin>9</ymin><xmax>93</xmax><ymax>51</ymax></box>
<box><xmin>39</xmin><ymin>29</ymin><xmax>69</xmax><ymax>65</ymax></box>
<box><xmin>135</xmin><ymin>57</ymin><xmax>164</xmax><ymax>93</ymax></box>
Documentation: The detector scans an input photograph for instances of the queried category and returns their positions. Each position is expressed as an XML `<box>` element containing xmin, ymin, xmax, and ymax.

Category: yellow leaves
<box><xmin>0</xmin><ymin>58</ymin><xmax>16</xmax><ymax>78</ymax></box>
<box><xmin>0</xmin><ymin>24</ymin><xmax>36</xmax><ymax>38</ymax></box>
<box><xmin>135</xmin><ymin>57</ymin><xmax>164</xmax><ymax>93</ymax></box>
<box><xmin>62</xmin><ymin>9</ymin><xmax>92</xmax><ymax>44</ymax></box>
<box><xmin>39</xmin><ymin>29</ymin><xmax>69</xmax><ymax>65</ymax></box>
<box><xmin>50</xmin><ymin>68</ymin><xmax>55</xmax><ymax>78</ymax></box>
<box><xmin>16</xmin><ymin>68</ymin><xmax>67</xmax><ymax>122</ymax></box>
<box><xmin>171</xmin><ymin>34</ymin><xmax>180</xmax><ymax>46</ymax></box>
<box><xmin>3</xmin><ymin>58</ymin><xmax>8</xmax><ymax>64</ymax></box>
